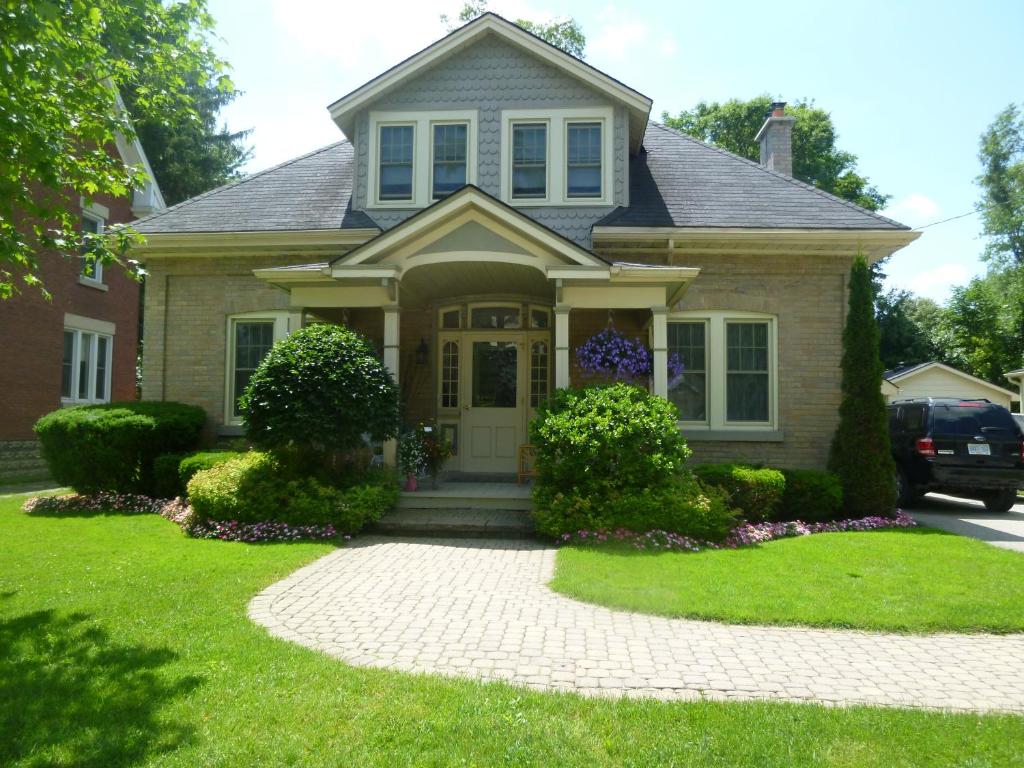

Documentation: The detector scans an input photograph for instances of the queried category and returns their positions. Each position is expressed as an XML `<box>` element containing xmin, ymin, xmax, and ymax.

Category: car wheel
<box><xmin>982</xmin><ymin>489</ymin><xmax>1018</xmax><ymax>513</ymax></box>
<box><xmin>895</xmin><ymin>468</ymin><xmax>920</xmax><ymax>507</ymax></box>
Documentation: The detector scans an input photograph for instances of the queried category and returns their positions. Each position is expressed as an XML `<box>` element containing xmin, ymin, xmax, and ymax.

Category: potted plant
<box><xmin>398</xmin><ymin>430</ymin><xmax>427</xmax><ymax>491</ymax></box>
<box><xmin>420</xmin><ymin>425</ymin><xmax>454</xmax><ymax>489</ymax></box>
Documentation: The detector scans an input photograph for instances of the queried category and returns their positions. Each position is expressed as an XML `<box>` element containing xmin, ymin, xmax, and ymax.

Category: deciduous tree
<box><xmin>441</xmin><ymin>1</ymin><xmax>586</xmax><ymax>58</ymax></box>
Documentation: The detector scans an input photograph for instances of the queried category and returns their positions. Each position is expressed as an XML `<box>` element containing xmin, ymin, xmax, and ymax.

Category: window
<box><xmin>440</xmin><ymin>307</ymin><xmax>461</xmax><ymax>329</ymax></box>
<box><xmin>471</xmin><ymin>305</ymin><xmax>521</xmax><ymax>329</ymax></box>
<box><xmin>726</xmin><ymin>322</ymin><xmax>770</xmax><ymax>423</ymax></box>
<box><xmin>668</xmin><ymin>322</ymin><xmax>707</xmax><ymax>422</ymax></box>
<box><xmin>667</xmin><ymin>312</ymin><xmax>777</xmax><ymax>430</ymax></box>
<box><xmin>61</xmin><ymin>326</ymin><xmax>113</xmax><ymax>404</ymax></box>
<box><xmin>225</xmin><ymin>312</ymin><xmax>292</xmax><ymax>423</ymax></box>
<box><xmin>378</xmin><ymin>124</ymin><xmax>414</xmax><ymax>201</ymax></box>
<box><xmin>432</xmin><ymin>123</ymin><xmax>468</xmax><ymax>199</ymax></box>
<box><xmin>80</xmin><ymin>213</ymin><xmax>103</xmax><ymax>282</ymax></box>
<box><xmin>511</xmin><ymin>123</ymin><xmax>547</xmax><ymax>199</ymax></box>
<box><xmin>566</xmin><ymin>122</ymin><xmax>602</xmax><ymax>198</ymax></box>
<box><xmin>529</xmin><ymin>307</ymin><xmax>550</xmax><ymax>329</ymax></box>
<box><xmin>441</xmin><ymin>341</ymin><xmax>459</xmax><ymax>408</ymax></box>
<box><xmin>530</xmin><ymin>340</ymin><xmax>549</xmax><ymax>407</ymax></box>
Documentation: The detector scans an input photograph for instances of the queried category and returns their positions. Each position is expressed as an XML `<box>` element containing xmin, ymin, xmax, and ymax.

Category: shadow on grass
<box><xmin>0</xmin><ymin>610</ymin><xmax>202</xmax><ymax>767</ymax></box>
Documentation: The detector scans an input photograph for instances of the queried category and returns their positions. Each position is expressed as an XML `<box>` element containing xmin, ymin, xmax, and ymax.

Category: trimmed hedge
<box><xmin>179</xmin><ymin>451</ymin><xmax>244</xmax><ymax>490</ymax></box>
<box><xmin>153</xmin><ymin>451</ymin><xmax>245</xmax><ymax>499</ymax></box>
<box><xmin>779</xmin><ymin>468</ymin><xmax>843</xmax><ymax>523</ymax></box>
<box><xmin>186</xmin><ymin>452</ymin><xmax>397</xmax><ymax>533</ymax></box>
<box><xmin>692</xmin><ymin>464</ymin><xmax>785</xmax><ymax>522</ymax></box>
<box><xmin>35</xmin><ymin>401</ymin><xmax>205</xmax><ymax>494</ymax></box>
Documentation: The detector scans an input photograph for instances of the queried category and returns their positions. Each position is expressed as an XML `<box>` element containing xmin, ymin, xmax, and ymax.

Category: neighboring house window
<box><xmin>61</xmin><ymin>321</ymin><xmax>113</xmax><ymax>404</ymax></box>
<box><xmin>378</xmin><ymin>124</ymin><xmax>415</xmax><ymax>201</ymax></box>
<box><xmin>432</xmin><ymin>123</ymin><xmax>468</xmax><ymax>199</ymax></box>
<box><xmin>667</xmin><ymin>312</ymin><xmax>777</xmax><ymax>430</ymax></box>
<box><xmin>566</xmin><ymin>122</ymin><xmax>602</xmax><ymax>198</ymax></box>
<box><xmin>80</xmin><ymin>212</ymin><xmax>104</xmax><ymax>283</ymax></box>
<box><xmin>225</xmin><ymin>311</ymin><xmax>292</xmax><ymax>424</ymax></box>
<box><xmin>511</xmin><ymin>123</ymin><xmax>547</xmax><ymax>199</ymax></box>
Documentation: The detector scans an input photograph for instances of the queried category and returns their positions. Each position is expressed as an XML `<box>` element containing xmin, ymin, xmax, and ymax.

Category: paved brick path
<box><xmin>249</xmin><ymin>537</ymin><xmax>1024</xmax><ymax>713</ymax></box>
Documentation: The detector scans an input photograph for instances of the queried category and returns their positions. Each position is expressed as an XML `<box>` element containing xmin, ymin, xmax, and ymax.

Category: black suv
<box><xmin>888</xmin><ymin>398</ymin><xmax>1024</xmax><ymax>511</ymax></box>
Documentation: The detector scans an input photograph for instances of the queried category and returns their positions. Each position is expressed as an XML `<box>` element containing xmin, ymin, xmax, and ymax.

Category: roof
<box><xmin>327</xmin><ymin>13</ymin><xmax>652</xmax><ymax>152</ymax></box>
<box><xmin>132</xmin><ymin>141</ymin><xmax>376</xmax><ymax>234</ymax></box>
<box><xmin>884</xmin><ymin>361</ymin><xmax>1019</xmax><ymax>399</ymax></box>
<box><xmin>597</xmin><ymin>123</ymin><xmax>909</xmax><ymax>231</ymax></box>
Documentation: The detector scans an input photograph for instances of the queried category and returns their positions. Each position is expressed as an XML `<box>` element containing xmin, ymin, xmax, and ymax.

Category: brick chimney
<box><xmin>755</xmin><ymin>101</ymin><xmax>796</xmax><ymax>176</ymax></box>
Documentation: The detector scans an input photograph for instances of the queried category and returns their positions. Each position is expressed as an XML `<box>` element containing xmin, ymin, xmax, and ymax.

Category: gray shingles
<box><xmin>133</xmin><ymin>141</ymin><xmax>377</xmax><ymax>234</ymax></box>
<box><xmin>598</xmin><ymin>123</ymin><xmax>908</xmax><ymax>231</ymax></box>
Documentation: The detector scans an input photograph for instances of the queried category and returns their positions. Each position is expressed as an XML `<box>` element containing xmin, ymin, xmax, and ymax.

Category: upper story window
<box><xmin>368</xmin><ymin>111</ymin><xmax>477</xmax><ymax>207</ymax></box>
<box><xmin>432</xmin><ymin>123</ymin><xmax>468</xmax><ymax>199</ymax></box>
<box><xmin>511</xmin><ymin>123</ymin><xmax>547</xmax><ymax>200</ymax></box>
<box><xmin>80</xmin><ymin>211</ymin><xmax>105</xmax><ymax>284</ymax></box>
<box><xmin>378</xmin><ymin>124</ymin><xmax>415</xmax><ymax>201</ymax></box>
<box><xmin>501</xmin><ymin>107</ymin><xmax>613</xmax><ymax>206</ymax></box>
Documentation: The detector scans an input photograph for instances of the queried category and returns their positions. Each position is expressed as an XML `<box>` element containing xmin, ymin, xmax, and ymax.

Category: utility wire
<box><xmin>912</xmin><ymin>209</ymin><xmax>980</xmax><ymax>230</ymax></box>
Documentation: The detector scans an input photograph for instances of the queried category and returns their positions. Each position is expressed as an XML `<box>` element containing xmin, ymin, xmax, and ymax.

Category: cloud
<box><xmin>588</xmin><ymin>5</ymin><xmax>676</xmax><ymax>62</ymax></box>
<box><xmin>882</xmin><ymin>193</ymin><xmax>941</xmax><ymax>228</ymax></box>
<box><xmin>907</xmin><ymin>263</ymin><xmax>972</xmax><ymax>301</ymax></box>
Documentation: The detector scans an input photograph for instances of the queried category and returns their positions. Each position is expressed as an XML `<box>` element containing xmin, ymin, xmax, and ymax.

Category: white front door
<box><xmin>462</xmin><ymin>336</ymin><xmax>524</xmax><ymax>473</ymax></box>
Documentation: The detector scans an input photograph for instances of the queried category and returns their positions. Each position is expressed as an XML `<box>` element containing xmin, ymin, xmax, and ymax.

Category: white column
<box><xmin>554</xmin><ymin>305</ymin><xmax>571</xmax><ymax>389</ymax></box>
<box><xmin>651</xmin><ymin>306</ymin><xmax>668</xmax><ymax>399</ymax></box>
<box><xmin>382</xmin><ymin>304</ymin><xmax>401</xmax><ymax>467</ymax></box>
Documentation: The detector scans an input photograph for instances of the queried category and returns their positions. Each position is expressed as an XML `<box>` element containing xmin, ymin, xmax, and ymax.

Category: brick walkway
<box><xmin>249</xmin><ymin>537</ymin><xmax>1024</xmax><ymax>713</ymax></box>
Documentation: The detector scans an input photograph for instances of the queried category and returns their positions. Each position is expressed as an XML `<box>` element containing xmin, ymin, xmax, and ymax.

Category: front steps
<box><xmin>373</xmin><ymin>481</ymin><xmax>535</xmax><ymax>538</ymax></box>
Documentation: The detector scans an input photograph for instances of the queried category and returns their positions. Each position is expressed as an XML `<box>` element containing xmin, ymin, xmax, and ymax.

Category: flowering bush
<box><xmin>556</xmin><ymin>510</ymin><xmax>917</xmax><ymax>551</ymax></box>
<box><xmin>575</xmin><ymin>327</ymin><xmax>683</xmax><ymax>384</ymax></box>
<box><xmin>186</xmin><ymin>520</ymin><xmax>344</xmax><ymax>543</ymax></box>
<box><xmin>398</xmin><ymin>430</ymin><xmax>428</xmax><ymax>476</ymax></box>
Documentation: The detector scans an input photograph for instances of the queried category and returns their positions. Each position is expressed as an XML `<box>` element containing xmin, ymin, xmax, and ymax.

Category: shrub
<box><xmin>778</xmin><ymin>468</ymin><xmax>843</xmax><ymax>522</ymax></box>
<box><xmin>179</xmin><ymin>451</ymin><xmax>244</xmax><ymax>492</ymax></box>
<box><xmin>239</xmin><ymin>324</ymin><xmax>400</xmax><ymax>459</ymax></box>
<box><xmin>692</xmin><ymin>463</ymin><xmax>785</xmax><ymax>522</ymax></box>
<box><xmin>828</xmin><ymin>254</ymin><xmax>897</xmax><ymax>517</ymax></box>
<box><xmin>153</xmin><ymin>453</ymin><xmax>185</xmax><ymax>498</ymax></box>
<box><xmin>186</xmin><ymin>452</ymin><xmax>397</xmax><ymax>533</ymax></box>
<box><xmin>34</xmin><ymin>401</ymin><xmax>205</xmax><ymax>494</ymax></box>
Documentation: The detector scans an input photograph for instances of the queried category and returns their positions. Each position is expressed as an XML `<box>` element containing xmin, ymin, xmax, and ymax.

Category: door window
<box><xmin>472</xmin><ymin>341</ymin><xmax>517</xmax><ymax>408</ymax></box>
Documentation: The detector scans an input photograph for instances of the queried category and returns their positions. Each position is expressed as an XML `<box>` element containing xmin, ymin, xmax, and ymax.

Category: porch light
<box><xmin>416</xmin><ymin>337</ymin><xmax>429</xmax><ymax>365</ymax></box>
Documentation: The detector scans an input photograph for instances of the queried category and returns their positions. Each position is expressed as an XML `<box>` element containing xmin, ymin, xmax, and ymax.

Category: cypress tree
<box><xmin>828</xmin><ymin>254</ymin><xmax>897</xmax><ymax>516</ymax></box>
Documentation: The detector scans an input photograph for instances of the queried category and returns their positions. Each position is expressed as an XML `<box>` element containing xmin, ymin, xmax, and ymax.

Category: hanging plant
<box><xmin>575</xmin><ymin>327</ymin><xmax>684</xmax><ymax>385</ymax></box>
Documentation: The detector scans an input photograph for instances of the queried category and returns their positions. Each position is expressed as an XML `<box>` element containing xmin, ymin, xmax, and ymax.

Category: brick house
<box><xmin>132</xmin><ymin>13</ymin><xmax>917</xmax><ymax>472</ymax></box>
<box><xmin>0</xmin><ymin>134</ymin><xmax>164</xmax><ymax>481</ymax></box>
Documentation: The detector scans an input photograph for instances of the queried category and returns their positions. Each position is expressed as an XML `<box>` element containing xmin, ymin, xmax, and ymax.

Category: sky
<box><xmin>205</xmin><ymin>0</ymin><xmax>1024</xmax><ymax>303</ymax></box>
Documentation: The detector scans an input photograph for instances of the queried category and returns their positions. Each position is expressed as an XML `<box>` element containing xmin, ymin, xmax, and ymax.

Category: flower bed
<box><xmin>557</xmin><ymin>510</ymin><xmax>917</xmax><ymax>552</ymax></box>
<box><xmin>23</xmin><ymin>492</ymin><xmax>168</xmax><ymax>516</ymax></box>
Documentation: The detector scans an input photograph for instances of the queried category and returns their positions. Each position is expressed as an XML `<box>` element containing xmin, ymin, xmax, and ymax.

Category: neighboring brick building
<box><xmin>0</xmin><ymin>135</ymin><xmax>164</xmax><ymax>481</ymax></box>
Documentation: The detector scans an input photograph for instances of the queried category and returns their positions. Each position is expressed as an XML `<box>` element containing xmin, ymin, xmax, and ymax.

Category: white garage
<box><xmin>883</xmin><ymin>361</ymin><xmax>1020</xmax><ymax>411</ymax></box>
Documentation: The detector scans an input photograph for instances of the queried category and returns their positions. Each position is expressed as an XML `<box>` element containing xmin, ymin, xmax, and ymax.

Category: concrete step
<box><xmin>371</xmin><ymin>508</ymin><xmax>536</xmax><ymax>539</ymax></box>
<box><xmin>396</xmin><ymin>481</ymin><xmax>532</xmax><ymax>512</ymax></box>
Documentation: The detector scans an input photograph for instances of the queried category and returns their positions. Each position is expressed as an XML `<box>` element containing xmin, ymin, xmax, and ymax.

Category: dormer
<box><xmin>326</xmin><ymin>13</ymin><xmax>652</xmax><ymax>224</ymax></box>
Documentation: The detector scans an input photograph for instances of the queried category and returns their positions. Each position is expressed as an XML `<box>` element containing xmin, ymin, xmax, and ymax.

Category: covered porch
<box><xmin>255</xmin><ymin>187</ymin><xmax>698</xmax><ymax>472</ymax></box>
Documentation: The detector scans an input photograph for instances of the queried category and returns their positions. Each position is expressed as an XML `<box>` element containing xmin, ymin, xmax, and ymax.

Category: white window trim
<box><xmin>80</xmin><ymin>208</ymin><xmax>106</xmax><ymax>286</ymax></box>
<box><xmin>224</xmin><ymin>310</ymin><xmax>297</xmax><ymax>425</ymax></box>
<box><xmin>667</xmin><ymin>310</ymin><xmax>779</xmax><ymax>431</ymax></box>
<box><xmin>367</xmin><ymin>110</ymin><xmax>478</xmax><ymax>208</ymax></box>
<box><xmin>61</xmin><ymin>315</ymin><xmax>115</xmax><ymax>406</ymax></box>
<box><xmin>500</xmin><ymin>107</ymin><xmax>614</xmax><ymax>207</ymax></box>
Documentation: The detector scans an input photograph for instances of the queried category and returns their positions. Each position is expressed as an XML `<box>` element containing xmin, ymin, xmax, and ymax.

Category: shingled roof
<box><xmin>133</xmin><ymin>141</ymin><xmax>377</xmax><ymax>234</ymax></box>
<box><xmin>597</xmin><ymin>123</ymin><xmax>908</xmax><ymax>231</ymax></box>
<box><xmin>134</xmin><ymin>123</ymin><xmax>908</xmax><ymax>235</ymax></box>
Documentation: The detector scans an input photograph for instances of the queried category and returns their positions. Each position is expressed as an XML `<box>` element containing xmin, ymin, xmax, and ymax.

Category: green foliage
<box><xmin>239</xmin><ymin>324</ymin><xmax>400</xmax><ymax>457</ymax></box>
<box><xmin>829</xmin><ymin>255</ymin><xmax>897</xmax><ymax>517</ymax></box>
<box><xmin>177</xmin><ymin>451</ymin><xmax>245</xmax><ymax>496</ymax></box>
<box><xmin>779</xmin><ymin>469</ymin><xmax>844</xmax><ymax>523</ymax></box>
<box><xmin>186</xmin><ymin>452</ymin><xmax>396</xmax><ymax>532</ymax></box>
<box><xmin>34</xmin><ymin>401</ymin><xmax>205</xmax><ymax>494</ymax></box>
<box><xmin>153</xmin><ymin>453</ymin><xmax>185</xmax><ymax>498</ymax></box>
<box><xmin>0</xmin><ymin>0</ymin><xmax>233</xmax><ymax>298</ymax></box>
<box><xmin>692</xmin><ymin>464</ymin><xmax>785</xmax><ymax>522</ymax></box>
<box><xmin>875</xmin><ymin>288</ymin><xmax>940</xmax><ymax>369</ymax></box>
<box><xmin>662</xmin><ymin>96</ymin><xmax>888</xmax><ymax>211</ymax></box>
<box><xmin>977</xmin><ymin>103</ymin><xmax>1024</xmax><ymax>267</ymax></box>
<box><xmin>441</xmin><ymin>1</ymin><xmax>586</xmax><ymax>58</ymax></box>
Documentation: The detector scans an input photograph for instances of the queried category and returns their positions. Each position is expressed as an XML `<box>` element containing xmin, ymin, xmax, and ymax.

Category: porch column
<box><xmin>554</xmin><ymin>304</ymin><xmax>571</xmax><ymax>389</ymax></box>
<box><xmin>651</xmin><ymin>306</ymin><xmax>669</xmax><ymax>399</ymax></box>
<box><xmin>382</xmin><ymin>304</ymin><xmax>401</xmax><ymax>467</ymax></box>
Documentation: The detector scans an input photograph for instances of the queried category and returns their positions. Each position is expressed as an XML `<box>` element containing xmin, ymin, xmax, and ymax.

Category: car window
<box><xmin>903</xmin><ymin>406</ymin><xmax>925</xmax><ymax>431</ymax></box>
<box><xmin>932</xmin><ymin>404</ymin><xmax>1016</xmax><ymax>436</ymax></box>
<box><xmin>888</xmin><ymin>407</ymin><xmax>900</xmax><ymax>431</ymax></box>
<box><xmin>1014</xmin><ymin>413</ymin><xmax>1024</xmax><ymax>436</ymax></box>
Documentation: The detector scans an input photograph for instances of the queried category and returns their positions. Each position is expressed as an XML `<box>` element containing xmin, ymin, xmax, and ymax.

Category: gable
<box><xmin>418</xmin><ymin>219</ymin><xmax>529</xmax><ymax>256</ymax></box>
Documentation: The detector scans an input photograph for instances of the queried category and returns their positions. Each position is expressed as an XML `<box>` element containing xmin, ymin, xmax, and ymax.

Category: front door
<box><xmin>462</xmin><ymin>337</ymin><xmax>524</xmax><ymax>473</ymax></box>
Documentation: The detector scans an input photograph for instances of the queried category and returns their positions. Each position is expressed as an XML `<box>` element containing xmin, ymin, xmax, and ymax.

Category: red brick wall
<box><xmin>0</xmin><ymin>189</ymin><xmax>139</xmax><ymax>440</ymax></box>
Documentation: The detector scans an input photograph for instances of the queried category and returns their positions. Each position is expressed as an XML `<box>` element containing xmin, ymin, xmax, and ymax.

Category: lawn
<box><xmin>1</xmin><ymin>496</ymin><xmax>1022</xmax><ymax>767</ymax></box>
<box><xmin>551</xmin><ymin>528</ymin><xmax>1024</xmax><ymax>633</ymax></box>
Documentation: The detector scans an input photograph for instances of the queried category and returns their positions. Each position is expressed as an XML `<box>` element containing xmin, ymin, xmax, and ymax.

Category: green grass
<box><xmin>1</xmin><ymin>495</ymin><xmax>1022</xmax><ymax>767</ymax></box>
<box><xmin>551</xmin><ymin>528</ymin><xmax>1024</xmax><ymax>633</ymax></box>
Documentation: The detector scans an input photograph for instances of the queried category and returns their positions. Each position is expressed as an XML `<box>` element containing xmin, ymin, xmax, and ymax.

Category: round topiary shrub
<box><xmin>239</xmin><ymin>324</ymin><xmax>400</xmax><ymax>457</ymax></box>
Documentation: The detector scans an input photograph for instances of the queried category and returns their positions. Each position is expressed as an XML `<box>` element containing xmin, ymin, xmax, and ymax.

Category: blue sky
<box><xmin>206</xmin><ymin>0</ymin><xmax>1024</xmax><ymax>302</ymax></box>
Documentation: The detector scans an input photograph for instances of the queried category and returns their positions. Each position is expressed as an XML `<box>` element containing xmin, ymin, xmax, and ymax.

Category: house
<box><xmin>884</xmin><ymin>362</ymin><xmax>1021</xmax><ymax>412</ymax></box>
<box><xmin>132</xmin><ymin>13</ymin><xmax>917</xmax><ymax>473</ymax></box>
<box><xmin>0</xmin><ymin>132</ymin><xmax>165</xmax><ymax>482</ymax></box>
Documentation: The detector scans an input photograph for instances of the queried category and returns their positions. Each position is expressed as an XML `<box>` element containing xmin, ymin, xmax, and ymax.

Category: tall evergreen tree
<box><xmin>829</xmin><ymin>254</ymin><xmax>897</xmax><ymax>517</ymax></box>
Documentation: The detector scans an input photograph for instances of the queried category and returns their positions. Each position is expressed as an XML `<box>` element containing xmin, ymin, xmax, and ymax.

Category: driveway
<box><xmin>907</xmin><ymin>493</ymin><xmax>1024</xmax><ymax>552</ymax></box>
<box><xmin>250</xmin><ymin>536</ymin><xmax>1024</xmax><ymax>713</ymax></box>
